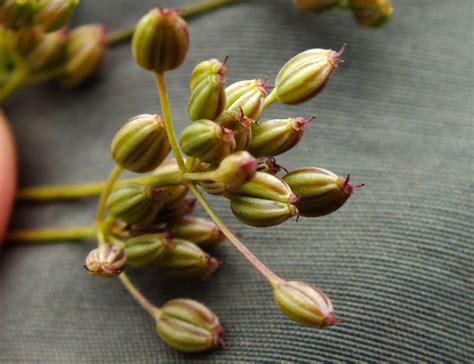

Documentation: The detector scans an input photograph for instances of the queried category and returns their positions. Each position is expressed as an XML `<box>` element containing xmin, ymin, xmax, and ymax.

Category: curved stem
<box><xmin>16</xmin><ymin>171</ymin><xmax>183</xmax><ymax>202</ymax></box>
<box><xmin>119</xmin><ymin>272</ymin><xmax>161</xmax><ymax>318</ymax></box>
<box><xmin>96</xmin><ymin>165</ymin><xmax>122</xmax><ymax>244</ymax></box>
<box><xmin>188</xmin><ymin>184</ymin><xmax>281</xmax><ymax>286</ymax></box>
<box><xmin>154</xmin><ymin>73</ymin><xmax>186</xmax><ymax>171</ymax></box>
<box><xmin>107</xmin><ymin>0</ymin><xmax>240</xmax><ymax>47</ymax></box>
<box><xmin>263</xmin><ymin>89</ymin><xmax>278</xmax><ymax>109</ymax></box>
<box><xmin>6</xmin><ymin>225</ymin><xmax>96</xmax><ymax>242</ymax></box>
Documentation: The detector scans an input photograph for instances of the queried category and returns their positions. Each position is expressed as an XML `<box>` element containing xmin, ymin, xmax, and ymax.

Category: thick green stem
<box><xmin>263</xmin><ymin>89</ymin><xmax>278</xmax><ymax>109</ymax></box>
<box><xmin>107</xmin><ymin>0</ymin><xmax>240</xmax><ymax>47</ymax></box>
<box><xmin>6</xmin><ymin>225</ymin><xmax>96</xmax><ymax>242</ymax></box>
<box><xmin>16</xmin><ymin>171</ymin><xmax>183</xmax><ymax>202</ymax></box>
<box><xmin>119</xmin><ymin>272</ymin><xmax>161</xmax><ymax>318</ymax></box>
<box><xmin>154</xmin><ymin>73</ymin><xmax>186</xmax><ymax>171</ymax></box>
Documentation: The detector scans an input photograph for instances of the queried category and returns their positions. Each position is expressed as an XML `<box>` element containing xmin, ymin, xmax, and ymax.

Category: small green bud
<box><xmin>106</xmin><ymin>183</ymin><xmax>165</xmax><ymax>225</ymax></box>
<box><xmin>132</xmin><ymin>7</ymin><xmax>189</xmax><ymax>73</ymax></box>
<box><xmin>274</xmin><ymin>47</ymin><xmax>344</xmax><ymax>105</ymax></box>
<box><xmin>349</xmin><ymin>0</ymin><xmax>393</xmax><ymax>27</ymax></box>
<box><xmin>231</xmin><ymin>171</ymin><xmax>296</xmax><ymax>204</ymax></box>
<box><xmin>84</xmin><ymin>243</ymin><xmax>126</xmax><ymax>277</ymax></box>
<box><xmin>273</xmin><ymin>280</ymin><xmax>337</xmax><ymax>327</ymax></box>
<box><xmin>225</xmin><ymin>79</ymin><xmax>268</xmax><ymax>121</ymax></box>
<box><xmin>111</xmin><ymin>114</ymin><xmax>171</xmax><ymax>173</ymax></box>
<box><xmin>179</xmin><ymin>119</ymin><xmax>236</xmax><ymax>164</ymax></box>
<box><xmin>26</xmin><ymin>28</ymin><xmax>66</xmax><ymax>71</ymax></box>
<box><xmin>215</xmin><ymin>109</ymin><xmax>253</xmax><ymax>150</ymax></box>
<box><xmin>188</xmin><ymin>58</ymin><xmax>227</xmax><ymax>121</ymax></box>
<box><xmin>229</xmin><ymin>195</ymin><xmax>298</xmax><ymax>227</ymax></box>
<box><xmin>294</xmin><ymin>0</ymin><xmax>337</xmax><ymax>12</ymax></box>
<box><xmin>283</xmin><ymin>167</ymin><xmax>364</xmax><ymax>217</ymax></box>
<box><xmin>123</xmin><ymin>233</ymin><xmax>173</xmax><ymax>267</ymax></box>
<box><xmin>248</xmin><ymin>117</ymin><xmax>313</xmax><ymax>157</ymax></box>
<box><xmin>155</xmin><ymin>298</ymin><xmax>222</xmax><ymax>353</ymax></box>
<box><xmin>153</xmin><ymin>197</ymin><xmax>196</xmax><ymax>225</ymax></box>
<box><xmin>196</xmin><ymin>151</ymin><xmax>257</xmax><ymax>195</ymax></box>
<box><xmin>60</xmin><ymin>24</ymin><xmax>107</xmax><ymax>87</ymax></box>
<box><xmin>156</xmin><ymin>239</ymin><xmax>220</xmax><ymax>280</ymax></box>
<box><xmin>171</xmin><ymin>216</ymin><xmax>224</xmax><ymax>250</ymax></box>
<box><xmin>35</xmin><ymin>0</ymin><xmax>79</xmax><ymax>32</ymax></box>
<box><xmin>0</xmin><ymin>0</ymin><xmax>40</xmax><ymax>30</ymax></box>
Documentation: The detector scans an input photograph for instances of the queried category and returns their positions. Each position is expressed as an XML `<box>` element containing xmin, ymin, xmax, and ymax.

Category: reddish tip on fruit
<box><xmin>322</xmin><ymin>311</ymin><xmax>338</xmax><ymax>327</ymax></box>
<box><xmin>329</xmin><ymin>43</ymin><xmax>346</xmax><ymax>67</ymax></box>
<box><xmin>338</xmin><ymin>174</ymin><xmax>365</xmax><ymax>195</ymax></box>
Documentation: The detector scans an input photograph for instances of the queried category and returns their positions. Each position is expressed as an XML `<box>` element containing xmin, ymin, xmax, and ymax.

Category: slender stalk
<box><xmin>16</xmin><ymin>172</ymin><xmax>183</xmax><ymax>202</ymax></box>
<box><xmin>188</xmin><ymin>184</ymin><xmax>281</xmax><ymax>286</ymax></box>
<box><xmin>107</xmin><ymin>0</ymin><xmax>240</xmax><ymax>47</ymax></box>
<box><xmin>96</xmin><ymin>165</ymin><xmax>122</xmax><ymax>244</ymax></box>
<box><xmin>119</xmin><ymin>272</ymin><xmax>161</xmax><ymax>317</ymax></box>
<box><xmin>154</xmin><ymin>73</ymin><xmax>186</xmax><ymax>171</ymax></box>
<box><xmin>6</xmin><ymin>225</ymin><xmax>96</xmax><ymax>242</ymax></box>
<box><xmin>263</xmin><ymin>89</ymin><xmax>278</xmax><ymax>109</ymax></box>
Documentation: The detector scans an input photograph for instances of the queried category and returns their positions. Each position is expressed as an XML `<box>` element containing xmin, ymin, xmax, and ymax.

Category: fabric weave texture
<box><xmin>0</xmin><ymin>0</ymin><xmax>472</xmax><ymax>362</ymax></box>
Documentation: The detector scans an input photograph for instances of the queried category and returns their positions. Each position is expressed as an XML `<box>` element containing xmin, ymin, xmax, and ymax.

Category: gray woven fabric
<box><xmin>1</xmin><ymin>0</ymin><xmax>473</xmax><ymax>362</ymax></box>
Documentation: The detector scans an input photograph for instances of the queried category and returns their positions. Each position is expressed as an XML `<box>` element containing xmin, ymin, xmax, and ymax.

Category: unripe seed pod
<box><xmin>155</xmin><ymin>298</ymin><xmax>222</xmax><ymax>353</ymax></box>
<box><xmin>132</xmin><ymin>7</ymin><xmax>189</xmax><ymax>73</ymax></box>
<box><xmin>0</xmin><ymin>0</ymin><xmax>39</xmax><ymax>30</ymax></box>
<box><xmin>283</xmin><ymin>167</ymin><xmax>363</xmax><ymax>217</ymax></box>
<box><xmin>231</xmin><ymin>171</ymin><xmax>296</xmax><ymax>204</ymax></box>
<box><xmin>60</xmin><ymin>24</ymin><xmax>106</xmax><ymax>87</ymax></box>
<box><xmin>111</xmin><ymin>114</ymin><xmax>171</xmax><ymax>173</ymax></box>
<box><xmin>196</xmin><ymin>151</ymin><xmax>257</xmax><ymax>195</ymax></box>
<box><xmin>273</xmin><ymin>280</ymin><xmax>337</xmax><ymax>327</ymax></box>
<box><xmin>188</xmin><ymin>58</ymin><xmax>227</xmax><ymax>121</ymax></box>
<box><xmin>26</xmin><ymin>28</ymin><xmax>66</xmax><ymax>71</ymax></box>
<box><xmin>274</xmin><ymin>47</ymin><xmax>344</xmax><ymax>105</ymax></box>
<box><xmin>84</xmin><ymin>243</ymin><xmax>126</xmax><ymax>277</ymax></box>
<box><xmin>215</xmin><ymin>109</ymin><xmax>253</xmax><ymax>150</ymax></box>
<box><xmin>35</xmin><ymin>0</ymin><xmax>79</xmax><ymax>32</ymax></box>
<box><xmin>294</xmin><ymin>0</ymin><xmax>337</xmax><ymax>12</ymax></box>
<box><xmin>179</xmin><ymin>119</ymin><xmax>236</xmax><ymax>164</ymax></box>
<box><xmin>106</xmin><ymin>183</ymin><xmax>165</xmax><ymax>225</ymax></box>
<box><xmin>225</xmin><ymin>79</ymin><xmax>268</xmax><ymax>121</ymax></box>
<box><xmin>229</xmin><ymin>195</ymin><xmax>298</xmax><ymax>227</ymax></box>
<box><xmin>156</xmin><ymin>239</ymin><xmax>220</xmax><ymax>280</ymax></box>
<box><xmin>154</xmin><ymin>197</ymin><xmax>196</xmax><ymax>225</ymax></box>
<box><xmin>248</xmin><ymin>117</ymin><xmax>312</xmax><ymax>157</ymax></box>
<box><xmin>171</xmin><ymin>216</ymin><xmax>224</xmax><ymax>250</ymax></box>
<box><xmin>123</xmin><ymin>233</ymin><xmax>173</xmax><ymax>267</ymax></box>
<box><xmin>349</xmin><ymin>0</ymin><xmax>393</xmax><ymax>27</ymax></box>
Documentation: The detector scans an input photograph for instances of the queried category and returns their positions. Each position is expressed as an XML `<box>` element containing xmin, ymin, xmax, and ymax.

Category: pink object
<box><xmin>0</xmin><ymin>111</ymin><xmax>17</xmax><ymax>243</ymax></box>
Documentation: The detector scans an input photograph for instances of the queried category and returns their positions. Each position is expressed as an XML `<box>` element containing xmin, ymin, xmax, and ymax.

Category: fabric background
<box><xmin>1</xmin><ymin>0</ymin><xmax>472</xmax><ymax>362</ymax></box>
